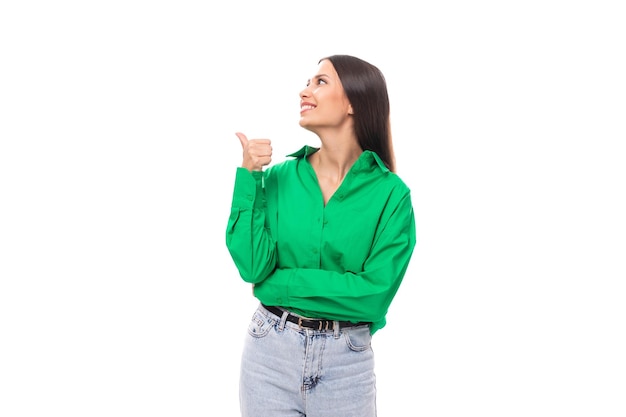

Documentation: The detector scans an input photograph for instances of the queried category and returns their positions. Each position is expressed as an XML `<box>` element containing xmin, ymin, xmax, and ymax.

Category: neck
<box><xmin>311</xmin><ymin>141</ymin><xmax>362</xmax><ymax>182</ymax></box>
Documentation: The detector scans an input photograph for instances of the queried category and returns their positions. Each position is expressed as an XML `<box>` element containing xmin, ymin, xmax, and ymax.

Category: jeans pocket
<box><xmin>247</xmin><ymin>310</ymin><xmax>273</xmax><ymax>338</ymax></box>
<box><xmin>343</xmin><ymin>326</ymin><xmax>372</xmax><ymax>352</ymax></box>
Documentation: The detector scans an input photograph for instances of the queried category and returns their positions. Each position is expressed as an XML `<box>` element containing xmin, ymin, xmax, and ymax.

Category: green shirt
<box><xmin>226</xmin><ymin>146</ymin><xmax>416</xmax><ymax>334</ymax></box>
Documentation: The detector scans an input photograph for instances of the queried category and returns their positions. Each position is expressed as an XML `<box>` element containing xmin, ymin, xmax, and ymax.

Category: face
<box><xmin>299</xmin><ymin>59</ymin><xmax>353</xmax><ymax>132</ymax></box>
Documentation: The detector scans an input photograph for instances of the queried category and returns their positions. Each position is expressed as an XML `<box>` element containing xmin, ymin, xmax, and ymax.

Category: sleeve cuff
<box><xmin>231</xmin><ymin>167</ymin><xmax>265</xmax><ymax>209</ymax></box>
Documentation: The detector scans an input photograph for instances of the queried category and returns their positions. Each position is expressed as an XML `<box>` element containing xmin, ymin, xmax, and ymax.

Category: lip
<box><xmin>300</xmin><ymin>102</ymin><xmax>316</xmax><ymax>114</ymax></box>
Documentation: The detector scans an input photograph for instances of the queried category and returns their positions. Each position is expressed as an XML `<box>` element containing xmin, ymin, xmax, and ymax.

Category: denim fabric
<box><xmin>239</xmin><ymin>304</ymin><xmax>377</xmax><ymax>417</ymax></box>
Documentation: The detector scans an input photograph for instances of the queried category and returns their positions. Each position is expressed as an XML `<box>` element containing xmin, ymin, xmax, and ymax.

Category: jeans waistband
<box><xmin>261</xmin><ymin>304</ymin><xmax>370</xmax><ymax>331</ymax></box>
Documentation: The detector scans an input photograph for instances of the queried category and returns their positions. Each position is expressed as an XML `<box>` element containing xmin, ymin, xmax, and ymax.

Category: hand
<box><xmin>235</xmin><ymin>132</ymin><xmax>272</xmax><ymax>172</ymax></box>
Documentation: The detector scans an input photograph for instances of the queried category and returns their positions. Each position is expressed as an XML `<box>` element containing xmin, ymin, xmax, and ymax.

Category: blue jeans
<box><xmin>240</xmin><ymin>304</ymin><xmax>377</xmax><ymax>417</ymax></box>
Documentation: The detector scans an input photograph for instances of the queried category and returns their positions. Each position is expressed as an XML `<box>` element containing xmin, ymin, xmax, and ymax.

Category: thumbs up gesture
<box><xmin>236</xmin><ymin>132</ymin><xmax>272</xmax><ymax>172</ymax></box>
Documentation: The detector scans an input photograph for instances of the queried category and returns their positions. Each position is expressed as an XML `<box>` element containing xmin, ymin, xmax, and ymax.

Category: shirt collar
<box><xmin>286</xmin><ymin>145</ymin><xmax>319</xmax><ymax>158</ymax></box>
<box><xmin>286</xmin><ymin>146</ymin><xmax>390</xmax><ymax>174</ymax></box>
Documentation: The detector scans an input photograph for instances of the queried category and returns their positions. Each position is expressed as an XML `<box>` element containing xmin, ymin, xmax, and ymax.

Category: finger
<box><xmin>235</xmin><ymin>132</ymin><xmax>248</xmax><ymax>149</ymax></box>
<box><xmin>247</xmin><ymin>141</ymin><xmax>272</xmax><ymax>155</ymax></box>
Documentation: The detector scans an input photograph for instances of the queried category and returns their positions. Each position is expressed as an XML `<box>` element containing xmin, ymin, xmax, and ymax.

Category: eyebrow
<box><xmin>308</xmin><ymin>74</ymin><xmax>330</xmax><ymax>83</ymax></box>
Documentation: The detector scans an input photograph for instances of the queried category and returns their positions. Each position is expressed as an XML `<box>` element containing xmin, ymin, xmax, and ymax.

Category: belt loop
<box><xmin>333</xmin><ymin>320</ymin><xmax>340</xmax><ymax>338</ymax></box>
<box><xmin>278</xmin><ymin>310</ymin><xmax>288</xmax><ymax>331</ymax></box>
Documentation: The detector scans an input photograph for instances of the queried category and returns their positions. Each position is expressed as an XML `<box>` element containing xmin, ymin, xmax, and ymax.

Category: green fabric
<box><xmin>226</xmin><ymin>146</ymin><xmax>416</xmax><ymax>334</ymax></box>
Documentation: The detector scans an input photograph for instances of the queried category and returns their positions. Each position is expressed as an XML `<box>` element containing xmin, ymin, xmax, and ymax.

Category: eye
<box><xmin>306</xmin><ymin>77</ymin><xmax>327</xmax><ymax>87</ymax></box>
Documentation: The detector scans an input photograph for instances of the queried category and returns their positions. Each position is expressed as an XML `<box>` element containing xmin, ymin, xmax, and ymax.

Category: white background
<box><xmin>1</xmin><ymin>1</ymin><xmax>625</xmax><ymax>416</ymax></box>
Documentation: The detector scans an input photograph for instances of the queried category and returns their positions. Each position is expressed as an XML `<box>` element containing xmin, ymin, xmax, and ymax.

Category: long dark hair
<box><xmin>321</xmin><ymin>54</ymin><xmax>396</xmax><ymax>172</ymax></box>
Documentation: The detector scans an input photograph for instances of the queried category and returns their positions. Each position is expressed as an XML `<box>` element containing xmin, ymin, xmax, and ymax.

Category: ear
<box><xmin>348</xmin><ymin>104</ymin><xmax>354</xmax><ymax>115</ymax></box>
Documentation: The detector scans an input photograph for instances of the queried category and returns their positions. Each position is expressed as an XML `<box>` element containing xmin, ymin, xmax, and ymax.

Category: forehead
<box><xmin>313</xmin><ymin>59</ymin><xmax>339</xmax><ymax>78</ymax></box>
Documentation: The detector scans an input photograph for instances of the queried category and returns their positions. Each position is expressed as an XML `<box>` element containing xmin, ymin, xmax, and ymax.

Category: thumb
<box><xmin>235</xmin><ymin>132</ymin><xmax>248</xmax><ymax>149</ymax></box>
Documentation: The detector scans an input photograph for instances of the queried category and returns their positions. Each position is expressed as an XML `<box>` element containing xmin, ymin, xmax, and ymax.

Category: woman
<box><xmin>226</xmin><ymin>54</ymin><xmax>416</xmax><ymax>417</ymax></box>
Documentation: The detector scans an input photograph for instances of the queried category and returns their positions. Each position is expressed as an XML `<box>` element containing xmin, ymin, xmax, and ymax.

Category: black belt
<box><xmin>262</xmin><ymin>304</ymin><xmax>369</xmax><ymax>331</ymax></box>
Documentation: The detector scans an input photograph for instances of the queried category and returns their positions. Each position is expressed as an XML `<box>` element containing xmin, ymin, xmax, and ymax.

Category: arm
<box><xmin>253</xmin><ymin>192</ymin><xmax>416</xmax><ymax>324</ymax></box>
<box><xmin>226</xmin><ymin>132</ymin><xmax>276</xmax><ymax>283</ymax></box>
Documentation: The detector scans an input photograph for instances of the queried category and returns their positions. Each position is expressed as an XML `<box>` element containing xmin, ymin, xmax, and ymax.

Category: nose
<box><xmin>299</xmin><ymin>85</ymin><xmax>311</xmax><ymax>99</ymax></box>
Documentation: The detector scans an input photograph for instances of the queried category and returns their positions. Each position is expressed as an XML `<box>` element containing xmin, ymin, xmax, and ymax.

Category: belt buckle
<box><xmin>297</xmin><ymin>317</ymin><xmax>316</xmax><ymax>330</ymax></box>
<box><xmin>298</xmin><ymin>317</ymin><xmax>330</xmax><ymax>331</ymax></box>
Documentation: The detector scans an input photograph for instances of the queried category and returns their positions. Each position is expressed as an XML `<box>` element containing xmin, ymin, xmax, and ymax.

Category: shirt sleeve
<box><xmin>253</xmin><ymin>191</ymin><xmax>417</xmax><ymax>325</ymax></box>
<box><xmin>225</xmin><ymin>167</ymin><xmax>277</xmax><ymax>284</ymax></box>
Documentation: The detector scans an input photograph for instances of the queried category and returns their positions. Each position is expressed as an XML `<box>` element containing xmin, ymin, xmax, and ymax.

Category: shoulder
<box><xmin>365</xmin><ymin>151</ymin><xmax>412</xmax><ymax>196</ymax></box>
<box><xmin>380</xmin><ymin>171</ymin><xmax>413</xmax><ymax>202</ymax></box>
<box><xmin>265</xmin><ymin>145</ymin><xmax>316</xmax><ymax>177</ymax></box>
<box><xmin>265</xmin><ymin>157</ymin><xmax>300</xmax><ymax>176</ymax></box>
